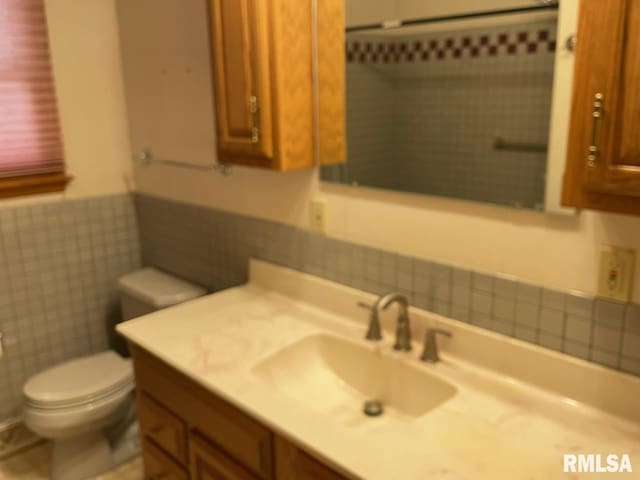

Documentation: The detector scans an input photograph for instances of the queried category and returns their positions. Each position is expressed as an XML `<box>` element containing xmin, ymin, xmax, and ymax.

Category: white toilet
<box><xmin>23</xmin><ymin>268</ymin><xmax>206</xmax><ymax>480</ymax></box>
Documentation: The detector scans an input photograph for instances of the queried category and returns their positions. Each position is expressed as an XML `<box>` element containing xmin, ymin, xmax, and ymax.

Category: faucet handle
<box><xmin>357</xmin><ymin>301</ymin><xmax>382</xmax><ymax>341</ymax></box>
<box><xmin>420</xmin><ymin>328</ymin><xmax>452</xmax><ymax>363</ymax></box>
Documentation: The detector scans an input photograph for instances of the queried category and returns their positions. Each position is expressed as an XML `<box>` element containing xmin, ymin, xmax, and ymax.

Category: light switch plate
<box><xmin>598</xmin><ymin>245</ymin><xmax>635</xmax><ymax>302</ymax></box>
<box><xmin>309</xmin><ymin>199</ymin><xmax>327</xmax><ymax>234</ymax></box>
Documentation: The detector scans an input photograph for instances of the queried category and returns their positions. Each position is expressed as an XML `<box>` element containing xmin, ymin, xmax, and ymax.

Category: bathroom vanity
<box><xmin>132</xmin><ymin>344</ymin><xmax>348</xmax><ymax>480</ymax></box>
<box><xmin>119</xmin><ymin>260</ymin><xmax>640</xmax><ymax>480</ymax></box>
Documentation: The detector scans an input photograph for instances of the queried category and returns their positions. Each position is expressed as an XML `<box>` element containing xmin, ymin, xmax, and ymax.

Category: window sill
<box><xmin>0</xmin><ymin>173</ymin><xmax>73</xmax><ymax>199</ymax></box>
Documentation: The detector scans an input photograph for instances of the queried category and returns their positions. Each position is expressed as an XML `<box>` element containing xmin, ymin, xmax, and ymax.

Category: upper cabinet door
<box><xmin>209</xmin><ymin>0</ymin><xmax>274</xmax><ymax>163</ymax></box>
<box><xmin>563</xmin><ymin>0</ymin><xmax>640</xmax><ymax>214</ymax></box>
<box><xmin>208</xmin><ymin>0</ymin><xmax>346</xmax><ymax>170</ymax></box>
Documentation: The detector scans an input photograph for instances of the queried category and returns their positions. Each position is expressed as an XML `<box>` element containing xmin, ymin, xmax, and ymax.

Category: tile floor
<box><xmin>0</xmin><ymin>443</ymin><xmax>143</xmax><ymax>480</ymax></box>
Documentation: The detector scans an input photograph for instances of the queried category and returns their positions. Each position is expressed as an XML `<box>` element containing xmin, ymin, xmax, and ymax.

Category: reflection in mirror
<box><xmin>321</xmin><ymin>1</ymin><xmax>559</xmax><ymax>210</ymax></box>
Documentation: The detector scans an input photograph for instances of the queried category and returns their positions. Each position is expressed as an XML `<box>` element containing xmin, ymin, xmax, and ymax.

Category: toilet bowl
<box><xmin>22</xmin><ymin>268</ymin><xmax>206</xmax><ymax>480</ymax></box>
<box><xmin>23</xmin><ymin>351</ymin><xmax>136</xmax><ymax>480</ymax></box>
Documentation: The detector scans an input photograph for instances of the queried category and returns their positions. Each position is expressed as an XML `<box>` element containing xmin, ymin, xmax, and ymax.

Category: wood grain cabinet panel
<box><xmin>138</xmin><ymin>392</ymin><xmax>188</xmax><ymax>464</ymax></box>
<box><xmin>143</xmin><ymin>437</ymin><xmax>189</xmax><ymax>480</ymax></box>
<box><xmin>563</xmin><ymin>0</ymin><xmax>640</xmax><ymax>214</ymax></box>
<box><xmin>191</xmin><ymin>432</ymin><xmax>260</xmax><ymax>480</ymax></box>
<box><xmin>207</xmin><ymin>0</ymin><xmax>345</xmax><ymax>170</ymax></box>
<box><xmin>275</xmin><ymin>437</ymin><xmax>350</xmax><ymax>480</ymax></box>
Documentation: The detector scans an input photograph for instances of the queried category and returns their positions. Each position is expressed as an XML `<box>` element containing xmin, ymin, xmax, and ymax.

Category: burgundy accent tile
<box><xmin>548</xmin><ymin>40</ymin><xmax>557</xmax><ymax>52</ymax></box>
<box><xmin>371</xmin><ymin>53</ymin><xmax>378</xmax><ymax>62</ymax></box>
<box><xmin>437</xmin><ymin>50</ymin><xmax>445</xmax><ymax>59</ymax></box>
<box><xmin>414</xmin><ymin>41</ymin><xmax>422</xmax><ymax>51</ymax></box>
<box><xmin>518</xmin><ymin>32</ymin><xmax>528</xmax><ymax>43</ymax></box>
<box><xmin>538</xmin><ymin>30</ymin><xmax>549</xmax><ymax>41</ymax></box>
<box><xmin>462</xmin><ymin>37</ymin><xmax>471</xmax><ymax>47</ymax></box>
<box><xmin>488</xmin><ymin>46</ymin><xmax>498</xmax><ymax>56</ymax></box>
<box><xmin>445</xmin><ymin>38</ymin><xmax>454</xmax><ymax>48</ymax></box>
<box><xmin>407</xmin><ymin>52</ymin><xmax>414</xmax><ymax>62</ymax></box>
<box><xmin>365</xmin><ymin>42</ymin><xmax>372</xmax><ymax>52</ymax></box>
<box><xmin>480</xmin><ymin>35</ymin><xmax>489</xmax><ymax>45</ymax></box>
<box><xmin>470</xmin><ymin>47</ymin><xmax>480</xmax><ymax>57</ymax></box>
<box><xmin>353</xmin><ymin>42</ymin><xmax>360</xmax><ymax>51</ymax></box>
<box><xmin>347</xmin><ymin>52</ymin><xmax>354</xmax><ymax>63</ymax></box>
<box><xmin>429</xmin><ymin>40</ymin><xmax>438</xmax><ymax>50</ymax></box>
<box><xmin>377</xmin><ymin>43</ymin><xmax>385</xmax><ymax>53</ymax></box>
<box><xmin>453</xmin><ymin>48</ymin><xmax>462</xmax><ymax>58</ymax></box>
<box><xmin>389</xmin><ymin>44</ymin><xmax>396</xmax><ymax>53</ymax></box>
<box><xmin>358</xmin><ymin>53</ymin><xmax>366</xmax><ymax>63</ymax></box>
<box><xmin>498</xmin><ymin>33</ymin><xmax>508</xmax><ymax>44</ymax></box>
<box><xmin>400</xmin><ymin>42</ymin><xmax>407</xmax><ymax>52</ymax></box>
<box><xmin>507</xmin><ymin>44</ymin><xmax>517</xmax><ymax>55</ymax></box>
<box><xmin>527</xmin><ymin>43</ymin><xmax>538</xmax><ymax>53</ymax></box>
<box><xmin>421</xmin><ymin>51</ymin><xmax>430</xmax><ymax>61</ymax></box>
<box><xmin>383</xmin><ymin>54</ymin><xmax>390</xmax><ymax>63</ymax></box>
<box><xmin>394</xmin><ymin>53</ymin><xmax>401</xmax><ymax>62</ymax></box>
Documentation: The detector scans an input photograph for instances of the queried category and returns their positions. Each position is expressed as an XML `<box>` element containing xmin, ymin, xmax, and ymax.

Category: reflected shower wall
<box><xmin>321</xmin><ymin>18</ymin><xmax>557</xmax><ymax>210</ymax></box>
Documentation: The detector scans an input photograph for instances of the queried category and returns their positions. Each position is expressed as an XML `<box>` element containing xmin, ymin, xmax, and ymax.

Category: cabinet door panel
<box><xmin>209</xmin><ymin>0</ymin><xmax>273</xmax><ymax>161</ymax></box>
<box><xmin>191</xmin><ymin>432</ymin><xmax>259</xmax><ymax>480</ymax></box>
<box><xmin>143</xmin><ymin>438</ymin><xmax>189</xmax><ymax>480</ymax></box>
<box><xmin>564</xmin><ymin>0</ymin><xmax>640</xmax><ymax>211</ymax></box>
<box><xmin>275</xmin><ymin>437</ymin><xmax>351</xmax><ymax>480</ymax></box>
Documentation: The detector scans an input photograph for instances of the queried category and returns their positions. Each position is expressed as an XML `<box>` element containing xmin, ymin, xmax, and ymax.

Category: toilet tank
<box><xmin>117</xmin><ymin>268</ymin><xmax>207</xmax><ymax>320</ymax></box>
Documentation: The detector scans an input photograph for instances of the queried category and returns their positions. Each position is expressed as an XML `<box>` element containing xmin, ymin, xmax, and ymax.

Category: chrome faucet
<box><xmin>420</xmin><ymin>328</ymin><xmax>452</xmax><ymax>363</ymax></box>
<box><xmin>358</xmin><ymin>292</ymin><xmax>412</xmax><ymax>351</ymax></box>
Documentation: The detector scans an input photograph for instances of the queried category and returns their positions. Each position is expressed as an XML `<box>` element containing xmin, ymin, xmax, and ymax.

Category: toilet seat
<box><xmin>24</xmin><ymin>351</ymin><xmax>134</xmax><ymax>410</ymax></box>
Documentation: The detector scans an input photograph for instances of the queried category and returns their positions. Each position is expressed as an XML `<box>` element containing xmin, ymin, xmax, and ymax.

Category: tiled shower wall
<box><xmin>322</xmin><ymin>19</ymin><xmax>556</xmax><ymax>209</ymax></box>
<box><xmin>136</xmin><ymin>194</ymin><xmax>640</xmax><ymax>378</ymax></box>
<box><xmin>0</xmin><ymin>195</ymin><xmax>140</xmax><ymax>420</ymax></box>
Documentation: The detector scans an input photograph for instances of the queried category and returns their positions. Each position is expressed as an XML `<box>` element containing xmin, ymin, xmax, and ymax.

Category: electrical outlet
<box><xmin>597</xmin><ymin>245</ymin><xmax>635</xmax><ymax>302</ymax></box>
<box><xmin>309</xmin><ymin>199</ymin><xmax>327</xmax><ymax>234</ymax></box>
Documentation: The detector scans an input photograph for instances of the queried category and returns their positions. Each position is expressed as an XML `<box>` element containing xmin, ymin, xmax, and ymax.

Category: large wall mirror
<box><xmin>321</xmin><ymin>1</ymin><xmax>561</xmax><ymax>211</ymax></box>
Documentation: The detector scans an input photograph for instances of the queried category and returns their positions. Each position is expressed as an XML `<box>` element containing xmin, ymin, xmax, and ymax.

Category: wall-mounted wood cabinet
<box><xmin>209</xmin><ymin>0</ymin><xmax>346</xmax><ymax>170</ymax></box>
<box><xmin>118</xmin><ymin>0</ymin><xmax>345</xmax><ymax>172</ymax></box>
<box><xmin>131</xmin><ymin>346</ymin><xmax>352</xmax><ymax>480</ymax></box>
<box><xmin>563</xmin><ymin>0</ymin><xmax>640</xmax><ymax>214</ymax></box>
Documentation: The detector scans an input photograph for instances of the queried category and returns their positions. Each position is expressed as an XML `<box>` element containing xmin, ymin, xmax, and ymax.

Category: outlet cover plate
<box><xmin>598</xmin><ymin>245</ymin><xmax>635</xmax><ymax>302</ymax></box>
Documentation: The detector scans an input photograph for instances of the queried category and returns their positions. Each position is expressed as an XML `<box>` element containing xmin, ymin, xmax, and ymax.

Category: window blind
<box><xmin>0</xmin><ymin>0</ymin><xmax>64</xmax><ymax>178</ymax></box>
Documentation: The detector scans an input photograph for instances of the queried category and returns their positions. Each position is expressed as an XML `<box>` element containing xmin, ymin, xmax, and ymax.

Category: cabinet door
<box><xmin>143</xmin><ymin>438</ymin><xmax>189</xmax><ymax>480</ymax></box>
<box><xmin>275</xmin><ymin>437</ymin><xmax>351</xmax><ymax>480</ymax></box>
<box><xmin>190</xmin><ymin>432</ymin><xmax>259</xmax><ymax>480</ymax></box>
<box><xmin>563</xmin><ymin>0</ymin><xmax>640</xmax><ymax>213</ymax></box>
<box><xmin>209</xmin><ymin>0</ymin><xmax>273</xmax><ymax>164</ymax></box>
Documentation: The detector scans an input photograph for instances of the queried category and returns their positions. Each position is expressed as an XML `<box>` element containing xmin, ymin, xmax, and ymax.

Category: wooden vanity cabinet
<box><xmin>130</xmin><ymin>345</ymin><xmax>351</xmax><ymax>480</ymax></box>
<box><xmin>208</xmin><ymin>0</ymin><xmax>346</xmax><ymax>170</ymax></box>
<box><xmin>563</xmin><ymin>0</ymin><xmax>640</xmax><ymax>214</ymax></box>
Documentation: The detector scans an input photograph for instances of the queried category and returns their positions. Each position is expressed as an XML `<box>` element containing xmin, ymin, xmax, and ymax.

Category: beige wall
<box><xmin>43</xmin><ymin>0</ymin><xmax>133</xmax><ymax>200</ymax></box>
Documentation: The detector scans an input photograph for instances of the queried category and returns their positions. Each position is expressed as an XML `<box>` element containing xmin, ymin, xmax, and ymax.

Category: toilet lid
<box><xmin>24</xmin><ymin>351</ymin><xmax>134</xmax><ymax>408</ymax></box>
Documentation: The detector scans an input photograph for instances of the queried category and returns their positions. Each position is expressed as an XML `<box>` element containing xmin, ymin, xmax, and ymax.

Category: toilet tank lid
<box><xmin>118</xmin><ymin>268</ymin><xmax>207</xmax><ymax>308</ymax></box>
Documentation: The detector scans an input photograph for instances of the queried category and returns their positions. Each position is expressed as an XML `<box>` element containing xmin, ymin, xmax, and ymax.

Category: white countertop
<box><xmin>118</xmin><ymin>260</ymin><xmax>640</xmax><ymax>479</ymax></box>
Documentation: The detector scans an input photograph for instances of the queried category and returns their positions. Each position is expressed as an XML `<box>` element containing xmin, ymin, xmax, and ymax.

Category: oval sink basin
<box><xmin>252</xmin><ymin>334</ymin><xmax>457</xmax><ymax>421</ymax></box>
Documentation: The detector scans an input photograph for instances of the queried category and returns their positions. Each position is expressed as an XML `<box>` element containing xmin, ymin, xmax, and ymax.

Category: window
<box><xmin>0</xmin><ymin>0</ymin><xmax>70</xmax><ymax>198</ymax></box>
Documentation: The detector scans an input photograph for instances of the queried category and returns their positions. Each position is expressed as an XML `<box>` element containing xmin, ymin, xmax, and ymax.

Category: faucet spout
<box><xmin>376</xmin><ymin>292</ymin><xmax>412</xmax><ymax>352</ymax></box>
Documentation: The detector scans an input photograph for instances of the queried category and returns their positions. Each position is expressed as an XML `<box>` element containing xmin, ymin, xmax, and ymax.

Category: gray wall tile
<box><xmin>591</xmin><ymin>349</ymin><xmax>620</xmax><ymax>369</ymax></box>
<box><xmin>565</xmin><ymin>316</ymin><xmax>592</xmax><ymax>345</ymax></box>
<box><xmin>539</xmin><ymin>307</ymin><xmax>564</xmax><ymax>335</ymax></box>
<box><xmin>622</xmin><ymin>332</ymin><xmax>640</xmax><ymax>360</ymax></box>
<box><xmin>594</xmin><ymin>300</ymin><xmax>626</xmax><ymax>329</ymax></box>
<box><xmin>592</xmin><ymin>325</ymin><xmax>622</xmax><ymax>353</ymax></box>
<box><xmin>515</xmin><ymin>301</ymin><xmax>538</xmax><ymax>328</ymax></box>
<box><xmin>541</xmin><ymin>288</ymin><xmax>565</xmax><ymax>310</ymax></box>
<box><xmin>563</xmin><ymin>341</ymin><xmax>589</xmax><ymax>360</ymax></box>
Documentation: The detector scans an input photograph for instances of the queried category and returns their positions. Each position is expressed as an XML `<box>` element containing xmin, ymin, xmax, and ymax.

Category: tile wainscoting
<box><xmin>0</xmin><ymin>194</ymin><xmax>141</xmax><ymax>420</ymax></box>
<box><xmin>135</xmin><ymin>193</ymin><xmax>640</xmax><ymax>378</ymax></box>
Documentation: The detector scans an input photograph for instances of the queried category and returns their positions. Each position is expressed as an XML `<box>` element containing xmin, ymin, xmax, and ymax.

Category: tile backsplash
<box><xmin>136</xmin><ymin>194</ymin><xmax>640</xmax><ymax>378</ymax></box>
<box><xmin>0</xmin><ymin>194</ymin><xmax>140</xmax><ymax>420</ymax></box>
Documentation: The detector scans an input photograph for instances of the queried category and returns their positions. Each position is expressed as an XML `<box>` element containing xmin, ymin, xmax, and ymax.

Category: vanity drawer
<box><xmin>132</xmin><ymin>346</ymin><xmax>274</xmax><ymax>480</ymax></box>
<box><xmin>143</xmin><ymin>437</ymin><xmax>189</xmax><ymax>480</ymax></box>
<box><xmin>191</xmin><ymin>431</ymin><xmax>259</xmax><ymax>480</ymax></box>
<box><xmin>139</xmin><ymin>392</ymin><xmax>188</xmax><ymax>464</ymax></box>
